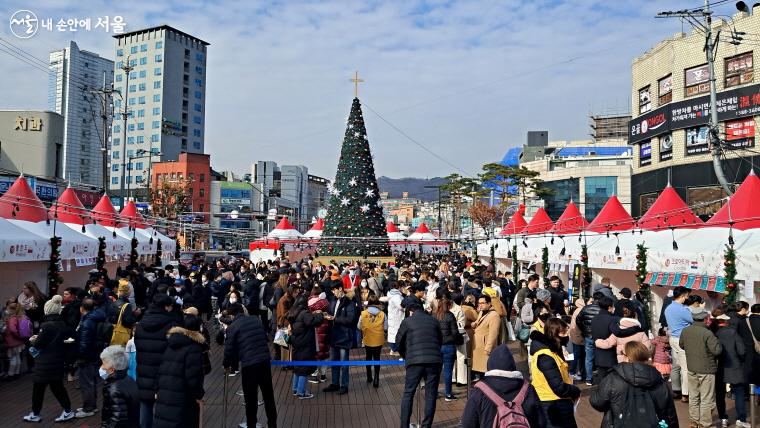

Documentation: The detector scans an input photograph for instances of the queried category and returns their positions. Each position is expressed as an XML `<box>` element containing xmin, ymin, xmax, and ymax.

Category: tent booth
<box><xmin>249</xmin><ymin>218</ymin><xmax>318</xmax><ymax>263</ymax></box>
<box><xmin>478</xmin><ymin>172</ymin><xmax>760</xmax><ymax>329</ymax></box>
<box><xmin>391</xmin><ymin>223</ymin><xmax>450</xmax><ymax>255</ymax></box>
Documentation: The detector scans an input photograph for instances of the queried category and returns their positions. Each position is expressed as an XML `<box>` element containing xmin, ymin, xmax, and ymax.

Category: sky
<box><xmin>0</xmin><ymin>0</ymin><xmax>740</xmax><ymax>180</ymax></box>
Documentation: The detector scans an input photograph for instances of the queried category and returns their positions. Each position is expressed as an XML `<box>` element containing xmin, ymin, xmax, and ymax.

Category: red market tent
<box><xmin>586</xmin><ymin>195</ymin><xmax>635</xmax><ymax>233</ymax></box>
<box><xmin>48</xmin><ymin>187</ymin><xmax>90</xmax><ymax>225</ymax></box>
<box><xmin>637</xmin><ymin>185</ymin><xmax>703</xmax><ymax>230</ymax></box>
<box><xmin>387</xmin><ymin>221</ymin><xmax>400</xmax><ymax>233</ymax></box>
<box><xmin>524</xmin><ymin>208</ymin><xmax>554</xmax><ymax>234</ymax></box>
<box><xmin>91</xmin><ymin>195</ymin><xmax>122</xmax><ymax>228</ymax></box>
<box><xmin>550</xmin><ymin>202</ymin><xmax>588</xmax><ymax>235</ymax></box>
<box><xmin>304</xmin><ymin>218</ymin><xmax>324</xmax><ymax>238</ymax></box>
<box><xmin>268</xmin><ymin>217</ymin><xmax>303</xmax><ymax>239</ymax></box>
<box><xmin>0</xmin><ymin>176</ymin><xmax>48</xmax><ymax>222</ymax></box>
<box><xmin>120</xmin><ymin>201</ymin><xmax>147</xmax><ymax>229</ymax></box>
<box><xmin>499</xmin><ymin>211</ymin><xmax>527</xmax><ymax>235</ymax></box>
<box><xmin>707</xmin><ymin>170</ymin><xmax>760</xmax><ymax>230</ymax></box>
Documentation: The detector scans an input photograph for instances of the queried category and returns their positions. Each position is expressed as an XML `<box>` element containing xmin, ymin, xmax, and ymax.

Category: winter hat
<box><xmin>44</xmin><ymin>295</ymin><xmax>63</xmax><ymax>316</ymax></box>
<box><xmin>486</xmin><ymin>344</ymin><xmax>518</xmax><ymax>372</ymax></box>
<box><xmin>690</xmin><ymin>306</ymin><xmax>709</xmax><ymax>321</ymax></box>
<box><xmin>536</xmin><ymin>288</ymin><xmax>552</xmax><ymax>303</ymax></box>
<box><xmin>117</xmin><ymin>279</ymin><xmax>130</xmax><ymax>297</ymax></box>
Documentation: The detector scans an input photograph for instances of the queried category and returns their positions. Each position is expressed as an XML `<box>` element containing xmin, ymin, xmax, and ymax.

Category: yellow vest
<box><xmin>530</xmin><ymin>348</ymin><xmax>571</xmax><ymax>401</ymax></box>
<box><xmin>360</xmin><ymin>310</ymin><xmax>386</xmax><ymax>347</ymax></box>
<box><xmin>482</xmin><ymin>287</ymin><xmax>498</xmax><ymax>298</ymax></box>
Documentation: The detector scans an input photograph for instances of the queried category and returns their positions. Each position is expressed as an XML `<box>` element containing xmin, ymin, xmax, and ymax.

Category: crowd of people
<box><xmin>0</xmin><ymin>249</ymin><xmax>758</xmax><ymax>427</ymax></box>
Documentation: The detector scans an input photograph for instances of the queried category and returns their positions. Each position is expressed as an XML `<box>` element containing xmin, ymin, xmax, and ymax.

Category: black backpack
<box><xmin>614</xmin><ymin>384</ymin><xmax>661</xmax><ymax>428</ymax></box>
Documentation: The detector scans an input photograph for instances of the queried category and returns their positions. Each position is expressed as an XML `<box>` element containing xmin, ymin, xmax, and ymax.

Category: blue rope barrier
<box><xmin>270</xmin><ymin>359</ymin><xmax>406</xmax><ymax>366</ymax></box>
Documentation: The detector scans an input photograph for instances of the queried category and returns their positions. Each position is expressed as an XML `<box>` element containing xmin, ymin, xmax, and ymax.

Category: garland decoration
<box><xmin>635</xmin><ymin>243</ymin><xmax>652</xmax><ymax>329</ymax></box>
<box><xmin>490</xmin><ymin>244</ymin><xmax>497</xmax><ymax>271</ymax></box>
<box><xmin>723</xmin><ymin>243</ymin><xmax>738</xmax><ymax>304</ymax></box>
<box><xmin>48</xmin><ymin>236</ymin><xmax>63</xmax><ymax>296</ymax></box>
<box><xmin>130</xmin><ymin>237</ymin><xmax>138</xmax><ymax>267</ymax></box>
<box><xmin>581</xmin><ymin>244</ymin><xmax>591</xmax><ymax>297</ymax></box>
<box><xmin>512</xmin><ymin>245</ymin><xmax>519</xmax><ymax>279</ymax></box>
<box><xmin>96</xmin><ymin>237</ymin><xmax>106</xmax><ymax>271</ymax></box>
<box><xmin>542</xmin><ymin>246</ymin><xmax>550</xmax><ymax>287</ymax></box>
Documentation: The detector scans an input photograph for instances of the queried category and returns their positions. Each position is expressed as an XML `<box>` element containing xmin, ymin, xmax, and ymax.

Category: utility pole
<box><xmin>657</xmin><ymin>2</ymin><xmax>733</xmax><ymax>195</ymax></box>
<box><xmin>424</xmin><ymin>184</ymin><xmax>443</xmax><ymax>237</ymax></box>
<box><xmin>88</xmin><ymin>71</ymin><xmax>116</xmax><ymax>192</ymax></box>
<box><xmin>119</xmin><ymin>56</ymin><xmax>133</xmax><ymax>209</ymax></box>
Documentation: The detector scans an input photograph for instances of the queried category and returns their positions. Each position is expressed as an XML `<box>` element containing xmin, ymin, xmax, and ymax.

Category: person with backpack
<box><xmin>462</xmin><ymin>344</ymin><xmax>545</xmax><ymax>427</ymax></box>
<box><xmin>590</xmin><ymin>341</ymin><xmax>678</xmax><ymax>428</ymax></box>
<box><xmin>2</xmin><ymin>301</ymin><xmax>29</xmax><ymax>380</ymax></box>
<box><xmin>528</xmin><ymin>318</ymin><xmax>580</xmax><ymax>428</ymax></box>
<box><xmin>22</xmin><ymin>295</ymin><xmax>76</xmax><ymax>423</ymax></box>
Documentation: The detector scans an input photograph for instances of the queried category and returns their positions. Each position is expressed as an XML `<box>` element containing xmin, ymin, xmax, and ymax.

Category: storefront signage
<box><xmin>659</xmin><ymin>133</ymin><xmax>673</xmax><ymax>160</ymax></box>
<box><xmin>14</xmin><ymin>116</ymin><xmax>43</xmax><ymax>131</ymax></box>
<box><xmin>639</xmin><ymin>140</ymin><xmax>652</xmax><ymax>166</ymax></box>
<box><xmin>630</xmin><ymin>83</ymin><xmax>760</xmax><ymax>144</ymax></box>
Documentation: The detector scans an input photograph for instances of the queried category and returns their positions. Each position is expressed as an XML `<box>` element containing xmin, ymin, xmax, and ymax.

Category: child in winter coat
<box><xmin>594</xmin><ymin>301</ymin><xmax>651</xmax><ymax>363</ymax></box>
<box><xmin>652</xmin><ymin>327</ymin><xmax>672</xmax><ymax>378</ymax></box>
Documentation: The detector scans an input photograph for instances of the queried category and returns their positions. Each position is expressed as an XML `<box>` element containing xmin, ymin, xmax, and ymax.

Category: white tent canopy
<box><xmin>63</xmin><ymin>222</ymin><xmax>130</xmax><ymax>257</ymax></box>
<box><xmin>10</xmin><ymin>220</ymin><xmax>99</xmax><ymax>260</ymax></box>
<box><xmin>0</xmin><ymin>218</ymin><xmax>50</xmax><ymax>261</ymax></box>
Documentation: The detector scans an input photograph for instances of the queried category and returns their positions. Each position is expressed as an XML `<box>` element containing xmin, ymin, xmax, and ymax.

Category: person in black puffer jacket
<box><xmin>22</xmin><ymin>295</ymin><xmax>75</xmax><ymax>423</ymax></box>
<box><xmin>134</xmin><ymin>294</ymin><xmax>177</xmax><ymax>428</ymax></box>
<box><xmin>397</xmin><ymin>300</ymin><xmax>443</xmax><ymax>428</ymax></box>
<box><xmin>434</xmin><ymin>294</ymin><xmax>460</xmax><ymax>401</ymax></box>
<box><xmin>153</xmin><ymin>316</ymin><xmax>205</xmax><ymax>428</ymax></box>
<box><xmin>99</xmin><ymin>345</ymin><xmax>139</xmax><ymax>428</ymax></box>
<box><xmin>590</xmin><ymin>341</ymin><xmax>678</xmax><ymax>428</ymax></box>
<box><xmin>223</xmin><ymin>304</ymin><xmax>276</xmax><ymax>428</ymax></box>
<box><xmin>462</xmin><ymin>344</ymin><xmax>545</xmax><ymax>428</ymax></box>
<box><xmin>287</xmin><ymin>296</ymin><xmax>324</xmax><ymax>398</ymax></box>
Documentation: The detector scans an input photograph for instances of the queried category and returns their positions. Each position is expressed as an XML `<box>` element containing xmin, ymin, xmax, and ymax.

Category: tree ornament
<box><xmin>340</xmin><ymin>197</ymin><xmax>350</xmax><ymax>206</ymax></box>
<box><xmin>348</xmin><ymin>177</ymin><xmax>357</xmax><ymax>187</ymax></box>
<box><xmin>360</xmin><ymin>204</ymin><xmax>370</xmax><ymax>213</ymax></box>
<box><xmin>365</xmin><ymin>188</ymin><xmax>374</xmax><ymax>198</ymax></box>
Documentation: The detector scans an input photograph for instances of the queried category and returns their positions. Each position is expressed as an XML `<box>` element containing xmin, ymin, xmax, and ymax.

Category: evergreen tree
<box><xmin>319</xmin><ymin>98</ymin><xmax>390</xmax><ymax>257</ymax></box>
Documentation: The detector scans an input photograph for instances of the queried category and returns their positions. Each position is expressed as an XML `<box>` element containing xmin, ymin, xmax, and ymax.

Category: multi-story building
<box><xmin>509</xmin><ymin>127</ymin><xmax>633</xmax><ymax>221</ymax></box>
<box><xmin>150</xmin><ymin>152</ymin><xmax>211</xmax><ymax>223</ymax></box>
<box><xmin>630</xmin><ymin>10</ymin><xmax>760</xmax><ymax>218</ymax></box>
<box><xmin>209</xmin><ymin>180</ymin><xmax>262</xmax><ymax>246</ymax></box>
<box><xmin>251</xmin><ymin>161</ymin><xmax>310</xmax><ymax>230</ymax></box>
<box><xmin>110</xmin><ymin>25</ymin><xmax>209</xmax><ymax>199</ymax></box>
<box><xmin>48</xmin><ymin>41</ymin><xmax>114</xmax><ymax>188</ymax></box>
<box><xmin>0</xmin><ymin>111</ymin><xmax>64</xmax><ymax>201</ymax></box>
<box><xmin>307</xmin><ymin>174</ymin><xmax>329</xmax><ymax>222</ymax></box>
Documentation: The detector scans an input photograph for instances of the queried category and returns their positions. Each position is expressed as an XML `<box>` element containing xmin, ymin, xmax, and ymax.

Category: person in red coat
<box><xmin>308</xmin><ymin>293</ymin><xmax>331</xmax><ymax>384</ymax></box>
<box><xmin>342</xmin><ymin>266</ymin><xmax>362</xmax><ymax>290</ymax></box>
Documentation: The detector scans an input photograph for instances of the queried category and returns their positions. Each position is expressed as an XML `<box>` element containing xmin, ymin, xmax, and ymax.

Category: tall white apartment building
<box><xmin>48</xmin><ymin>41</ymin><xmax>114</xmax><ymax>188</ymax></box>
<box><xmin>109</xmin><ymin>25</ymin><xmax>209</xmax><ymax>196</ymax></box>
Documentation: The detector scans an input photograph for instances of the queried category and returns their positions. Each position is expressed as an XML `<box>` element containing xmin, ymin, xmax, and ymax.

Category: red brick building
<box><xmin>151</xmin><ymin>152</ymin><xmax>211</xmax><ymax>223</ymax></box>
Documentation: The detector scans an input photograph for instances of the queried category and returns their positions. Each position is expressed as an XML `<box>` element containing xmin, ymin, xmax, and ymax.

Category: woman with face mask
<box><xmin>98</xmin><ymin>345</ymin><xmax>139</xmax><ymax>427</ymax></box>
<box><xmin>528</xmin><ymin>318</ymin><xmax>580</xmax><ymax>428</ymax></box>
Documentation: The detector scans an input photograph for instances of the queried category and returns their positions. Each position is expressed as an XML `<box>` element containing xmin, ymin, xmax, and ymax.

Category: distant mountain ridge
<box><xmin>377</xmin><ymin>176</ymin><xmax>447</xmax><ymax>202</ymax></box>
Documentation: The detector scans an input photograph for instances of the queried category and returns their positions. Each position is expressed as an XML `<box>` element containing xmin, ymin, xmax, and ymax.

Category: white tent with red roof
<box><xmin>499</xmin><ymin>211</ymin><xmax>528</xmax><ymax>236</ymax></box>
<box><xmin>267</xmin><ymin>217</ymin><xmax>303</xmax><ymax>239</ymax></box>
<box><xmin>387</xmin><ymin>221</ymin><xmax>405</xmax><ymax>241</ymax></box>
<box><xmin>119</xmin><ymin>201</ymin><xmax>158</xmax><ymax>254</ymax></box>
<box><xmin>637</xmin><ymin>184</ymin><xmax>703</xmax><ymax>231</ymax></box>
<box><xmin>550</xmin><ymin>201</ymin><xmax>588</xmax><ymax>235</ymax></box>
<box><xmin>524</xmin><ymin>208</ymin><xmax>554</xmax><ymax>235</ymax></box>
<box><xmin>586</xmin><ymin>195</ymin><xmax>635</xmax><ymax>233</ymax></box>
<box><xmin>0</xmin><ymin>176</ymin><xmax>98</xmax><ymax>260</ymax></box>
<box><xmin>304</xmin><ymin>218</ymin><xmax>324</xmax><ymax>239</ymax></box>
<box><xmin>408</xmin><ymin>223</ymin><xmax>437</xmax><ymax>241</ymax></box>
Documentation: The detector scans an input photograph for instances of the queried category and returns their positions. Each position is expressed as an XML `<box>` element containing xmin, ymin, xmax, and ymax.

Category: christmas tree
<box><xmin>318</xmin><ymin>97</ymin><xmax>390</xmax><ymax>258</ymax></box>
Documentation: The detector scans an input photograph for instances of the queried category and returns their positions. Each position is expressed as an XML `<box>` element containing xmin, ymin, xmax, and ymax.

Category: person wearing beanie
<box><xmin>680</xmin><ymin>306</ymin><xmax>722</xmax><ymax>427</ymax></box>
<box><xmin>307</xmin><ymin>294</ymin><xmax>330</xmax><ymax>384</ymax></box>
<box><xmin>22</xmin><ymin>295</ymin><xmax>76</xmax><ymax>423</ymax></box>
<box><xmin>461</xmin><ymin>344</ymin><xmax>545</xmax><ymax>427</ymax></box>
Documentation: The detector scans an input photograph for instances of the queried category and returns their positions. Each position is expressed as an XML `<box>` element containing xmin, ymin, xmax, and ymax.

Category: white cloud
<box><xmin>0</xmin><ymin>0</ymin><xmax>728</xmax><ymax>180</ymax></box>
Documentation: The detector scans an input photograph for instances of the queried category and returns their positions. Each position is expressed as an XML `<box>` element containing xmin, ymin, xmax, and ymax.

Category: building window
<box><xmin>127</xmin><ymin>136</ymin><xmax>134</xmax><ymax>144</ymax></box>
<box><xmin>155</xmin><ymin>41</ymin><xmax>163</xmax><ymax>49</ymax></box>
<box><xmin>584</xmin><ymin>176</ymin><xmax>617</xmax><ymax>220</ymax></box>
<box><xmin>153</xmin><ymin>81</ymin><xmax>161</xmax><ymax>89</ymax></box>
<box><xmin>138</xmin><ymin>96</ymin><xmax>145</xmax><ymax>104</ymax></box>
<box><xmin>115</xmin><ymin>74</ymin><xmax>123</xmax><ymax>82</ymax></box>
<box><xmin>725</xmin><ymin>51</ymin><xmax>753</xmax><ymax>88</ymax></box>
<box><xmin>199</xmin><ymin>174</ymin><xmax>205</xmax><ymax>182</ymax></box>
<box><xmin>139</xmin><ymin>70</ymin><xmax>146</xmax><ymax>78</ymax></box>
<box><xmin>138</xmin><ymin>83</ymin><xmax>146</xmax><ymax>92</ymax></box>
<box><xmin>195</xmin><ymin>66</ymin><xmax>203</xmax><ymax>74</ymax></box>
<box><xmin>136</xmin><ymin>136</ymin><xmax>144</xmax><ymax>143</ymax></box>
<box><xmin>685</xmin><ymin>64</ymin><xmax>710</xmax><ymax>97</ymax></box>
<box><xmin>658</xmin><ymin>74</ymin><xmax>672</xmax><ymax>105</ymax></box>
<box><xmin>112</xmin><ymin>177</ymin><xmax>118</xmax><ymax>184</ymax></box>
<box><xmin>188</xmin><ymin>188</ymin><xmax>194</xmax><ymax>196</ymax></box>
<box><xmin>130</xmin><ymin>71</ymin><xmax>137</xmax><ymax>80</ymax></box>
<box><xmin>112</xmin><ymin>138</ymin><xmax>120</xmax><ymax>146</ymax></box>
<box><xmin>685</xmin><ymin>125</ymin><xmax>710</xmax><ymax>155</ymax></box>
<box><xmin>152</xmin><ymin>107</ymin><xmax>160</xmax><ymax>115</ymax></box>
<box><xmin>638</xmin><ymin>86</ymin><xmax>651</xmax><ymax>114</ymax></box>
<box><xmin>193</xmin><ymin>129</ymin><xmax>201</xmax><ymax>137</ymax></box>
<box><xmin>128</xmin><ymin>124</ymin><xmax>135</xmax><ymax>131</ymax></box>
<box><xmin>117</xmin><ymin>49</ymin><xmax>123</xmax><ymax>57</ymax></box>
<box><xmin>137</xmin><ymin>122</ymin><xmax>145</xmax><ymax>130</ymax></box>
<box><xmin>194</xmin><ymin>103</ymin><xmax>202</xmax><ymax>112</ymax></box>
<box><xmin>153</xmin><ymin>94</ymin><xmax>161</xmax><ymax>102</ymax></box>
<box><xmin>639</xmin><ymin>193</ymin><xmax>658</xmax><ymax>215</ymax></box>
<box><xmin>152</xmin><ymin>120</ymin><xmax>160</xmax><ymax>129</ymax></box>
<box><xmin>194</xmin><ymin>90</ymin><xmax>202</xmax><ymax>99</ymax></box>
<box><xmin>151</xmin><ymin>134</ymin><xmax>159</xmax><ymax>143</ymax></box>
<box><xmin>129</xmin><ymin>59</ymin><xmax>137</xmax><ymax>67</ymax></box>
<box><xmin>136</xmin><ymin>176</ymin><xmax>143</xmax><ymax>183</ymax></box>
<box><xmin>113</xmin><ymin>125</ymin><xmax>121</xmax><ymax>133</ymax></box>
<box><xmin>195</xmin><ymin>78</ymin><xmax>203</xmax><ymax>87</ymax></box>
<box><xmin>155</xmin><ymin>54</ymin><xmax>162</xmax><ymax>62</ymax></box>
<box><xmin>151</xmin><ymin>147</ymin><xmax>159</xmax><ymax>154</ymax></box>
<box><xmin>112</xmin><ymin>164</ymin><xmax>119</xmax><ymax>172</ymax></box>
<box><xmin>130</xmin><ymin>46</ymin><xmax>138</xmax><ymax>54</ymax></box>
<box><xmin>140</xmin><ymin>44</ymin><xmax>147</xmax><ymax>52</ymax></box>
<box><xmin>687</xmin><ymin>186</ymin><xmax>728</xmax><ymax>217</ymax></box>
<box><xmin>126</xmin><ymin>176</ymin><xmax>132</xmax><ymax>184</ymax></box>
<box><xmin>193</xmin><ymin>116</ymin><xmax>202</xmax><ymax>124</ymax></box>
<box><xmin>199</xmin><ymin>188</ymin><xmax>205</xmax><ymax>197</ymax></box>
<box><xmin>114</xmin><ymin>100</ymin><xmax>121</xmax><ymax>108</ymax></box>
<box><xmin>199</xmin><ymin>204</ymin><xmax>204</xmax><ymax>212</ymax></box>
<box><xmin>193</xmin><ymin>141</ymin><xmax>201</xmax><ymax>149</ymax></box>
<box><xmin>113</xmin><ymin>151</ymin><xmax>119</xmax><ymax>159</ymax></box>
<box><xmin>135</xmin><ymin>162</ymin><xmax>144</xmax><ymax>170</ymax></box>
<box><xmin>127</xmin><ymin>150</ymin><xmax>135</xmax><ymax>157</ymax></box>
<box><xmin>129</xmin><ymin>84</ymin><xmax>136</xmax><ymax>92</ymax></box>
<box><xmin>196</xmin><ymin>53</ymin><xmax>204</xmax><ymax>61</ymax></box>
<box><xmin>140</xmin><ymin>57</ymin><xmax>147</xmax><ymax>65</ymax></box>
<box><xmin>154</xmin><ymin>67</ymin><xmax>162</xmax><ymax>76</ymax></box>
<box><xmin>659</xmin><ymin>133</ymin><xmax>673</xmax><ymax>161</ymax></box>
<box><xmin>137</xmin><ymin>109</ymin><xmax>145</xmax><ymax>117</ymax></box>
<box><xmin>116</xmin><ymin>61</ymin><xmax>123</xmax><ymax>69</ymax></box>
